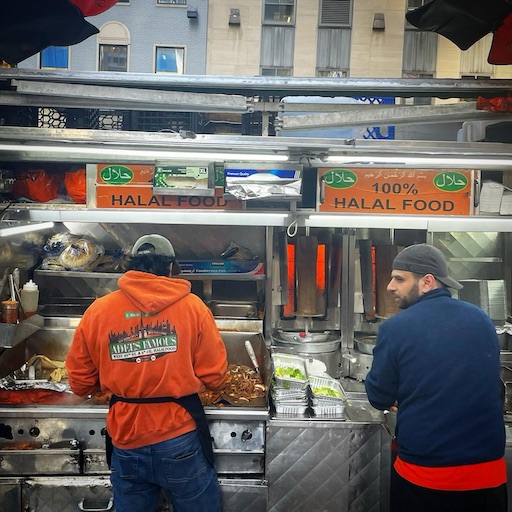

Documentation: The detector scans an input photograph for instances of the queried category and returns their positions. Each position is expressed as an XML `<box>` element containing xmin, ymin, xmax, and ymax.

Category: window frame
<box><xmin>260</xmin><ymin>66</ymin><xmax>293</xmax><ymax>76</ymax></box>
<box><xmin>98</xmin><ymin>44</ymin><xmax>129</xmax><ymax>72</ymax></box>
<box><xmin>154</xmin><ymin>45</ymin><xmax>186</xmax><ymax>74</ymax></box>
<box><xmin>262</xmin><ymin>0</ymin><xmax>296</xmax><ymax>26</ymax></box>
<box><xmin>39</xmin><ymin>46</ymin><xmax>70</xmax><ymax>70</ymax></box>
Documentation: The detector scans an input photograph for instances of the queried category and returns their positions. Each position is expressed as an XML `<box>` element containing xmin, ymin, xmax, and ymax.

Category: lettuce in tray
<box><xmin>310</xmin><ymin>375</ymin><xmax>346</xmax><ymax>403</ymax></box>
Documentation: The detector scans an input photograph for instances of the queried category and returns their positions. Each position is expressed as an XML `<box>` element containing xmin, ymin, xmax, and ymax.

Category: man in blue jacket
<box><xmin>365</xmin><ymin>243</ymin><xmax>507</xmax><ymax>512</ymax></box>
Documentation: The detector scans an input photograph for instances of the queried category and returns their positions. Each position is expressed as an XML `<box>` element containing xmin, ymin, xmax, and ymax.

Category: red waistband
<box><xmin>395</xmin><ymin>456</ymin><xmax>507</xmax><ymax>491</ymax></box>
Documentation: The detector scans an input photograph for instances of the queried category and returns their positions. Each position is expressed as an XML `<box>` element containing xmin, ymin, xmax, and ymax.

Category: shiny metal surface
<box><xmin>0</xmin><ymin>327</ymin><xmax>270</xmax><ymax>479</ymax></box>
<box><xmin>0</xmin><ymin>449</ymin><xmax>81</xmax><ymax>476</ymax></box>
<box><xmin>3</xmin><ymin>69</ymin><xmax>512</xmax><ymax>98</ymax></box>
<box><xmin>24</xmin><ymin>477</ymin><xmax>116</xmax><ymax>512</ymax></box>
<box><xmin>431</xmin><ymin>231</ymin><xmax>504</xmax><ymax>283</ymax></box>
<box><xmin>11</xmin><ymin>475</ymin><xmax>268</xmax><ymax>512</ymax></box>
<box><xmin>266</xmin><ymin>419</ymin><xmax>390</xmax><ymax>512</ymax></box>
<box><xmin>3</xmin><ymin>127</ymin><xmax>512</xmax><ymax>166</ymax></box>
<box><xmin>0</xmin><ymin>478</ymin><xmax>22</xmax><ymax>511</ymax></box>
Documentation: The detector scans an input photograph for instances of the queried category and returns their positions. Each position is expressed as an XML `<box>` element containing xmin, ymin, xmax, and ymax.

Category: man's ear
<box><xmin>421</xmin><ymin>273</ymin><xmax>438</xmax><ymax>291</ymax></box>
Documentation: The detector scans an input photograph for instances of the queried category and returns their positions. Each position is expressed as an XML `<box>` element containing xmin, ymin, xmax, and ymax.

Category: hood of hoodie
<box><xmin>118</xmin><ymin>270</ymin><xmax>191</xmax><ymax>315</ymax></box>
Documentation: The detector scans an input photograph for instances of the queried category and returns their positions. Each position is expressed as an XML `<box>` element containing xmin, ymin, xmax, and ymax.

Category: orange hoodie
<box><xmin>66</xmin><ymin>270</ymin><xmax>228</xmax><ymax>449</ymax></box>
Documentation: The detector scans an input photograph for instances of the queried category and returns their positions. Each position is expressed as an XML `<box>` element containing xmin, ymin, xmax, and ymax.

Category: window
<box><xmin>99</xmin><ymin>45</ymin><xmax>128</xmax><ymax>72</ymax></box>
<box><xmin>316</xmin><ymin>28</ymin><xmax>351</xmax><ymax>76</ymax></box>
<box><xmin>319</xmin><ymin>0</ymin><xmax>351</xmax><ymax>27</ymax></box>
<box><xmin>407</xmin><ymin>0</ymin><xmax>429</xmax><ymax>9</ymax></box>
<box><xmin>261</xmin><ymin>67</ymin><xmax>292</xmax><ymax>76</ymax></box>
<box><xmin>460</xmin><ymin>34</ymin><xmax>494</xmax><ymax>79</ymax></box>
<box><xmin>402</xmin><ymin>31</ymin><xmax>437</xmax><ymax>75</ymax></box>
<box><xmin>260</xmin><ymin>26</ymin><xmax>294</xmax><ymax>76</ymax></box>
<box><xmin>97</xmin><ymin>22</ymin><xmax>130</xmax><ymax>72</ymax></box>
<box><xmin>317</xmin><ymin>70</ymin><xmax>347</xmax><ymax>77</ymax></box>
<box><xmin>40</xmin><ymin>46</ymin><xmax>69</xmax><ymax>69</ymax></box>
<box><xmin>116</xmin><ymin>0</ymin><xmax>130</xmax><ymax>3</ymax></box>
<box><xmin>157</xmin><ymin>0</ymin><xmax>186</xmax><ymax>4</ymax></box>
<box><xmin>404</xmin><ymin>0</ymin><xmax>438</xmax><ymax>73</ymax></box>
<box><xmin>155</xmin><ymin>46</ymin><xmax>185</xmax><ymax>74</ymax></box>
<box><xmin>263</xmin><ymin>0</ymin><xmax>295</xmax><ymax>25</ymax></box>
<box><xmin>402</xmin><ymin>0</ymin><xmax>438</xmax><ymax>106</ymax></box>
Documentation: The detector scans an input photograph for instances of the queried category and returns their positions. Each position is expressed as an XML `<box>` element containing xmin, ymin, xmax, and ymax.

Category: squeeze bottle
<box><xmin>20</xmin><ymin>280</ymin><xmax>39</xmax><ymax>318</ymax></box>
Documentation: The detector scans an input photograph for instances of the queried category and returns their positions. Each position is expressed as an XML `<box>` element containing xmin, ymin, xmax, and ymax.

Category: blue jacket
<box><xmin>365</xmin><ymin>288</ymin><xmax>505</xmax><ymax>467</ymax></box>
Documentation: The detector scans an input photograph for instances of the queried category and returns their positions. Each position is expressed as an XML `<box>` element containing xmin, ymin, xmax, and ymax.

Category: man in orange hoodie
<box><xmin>66</xmin><ymin>234</ymin><xmax>228</xmax><ymax>512</ymax></box>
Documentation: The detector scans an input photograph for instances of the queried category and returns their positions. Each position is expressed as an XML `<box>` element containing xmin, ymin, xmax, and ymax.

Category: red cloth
<box><xmin>489</xmin><ymin>12</ymin><xmax>512</xmax><ymax>64</ymax></box>
<box><xmin>395</xmin><ymin>455</ymin><xmax>507</xmax><ymax>491</ymax></box>
<box><xmin>68</xmin><ymin>0</ymin><xmax>117</xmax><ymax>17</ymax></box>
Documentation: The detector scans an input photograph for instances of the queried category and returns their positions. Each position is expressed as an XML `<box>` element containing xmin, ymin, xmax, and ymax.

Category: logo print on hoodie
<box><xmin>108</xmin><ymin>319</ymin><xmax>177</xmax><ymax>362</ymax></box>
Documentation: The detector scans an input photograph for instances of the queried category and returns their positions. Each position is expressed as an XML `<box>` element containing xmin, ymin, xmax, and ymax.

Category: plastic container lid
<box><xmin>22</xmin><ymin>280</ymin><xmax>38</xmax><ymax>291</ymax></box>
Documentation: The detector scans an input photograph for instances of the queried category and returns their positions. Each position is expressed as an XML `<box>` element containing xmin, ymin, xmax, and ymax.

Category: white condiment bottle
<box><xmin>20</xmin><ymin>280</ymin><xmax>39</xmax><ymax>318</ymax></box>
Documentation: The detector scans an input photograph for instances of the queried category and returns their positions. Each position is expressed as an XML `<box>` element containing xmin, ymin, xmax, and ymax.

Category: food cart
<box><xmin>0</xmin><ymin>70</ymin><xmax>511</xmax><ymax>511</ymax></box>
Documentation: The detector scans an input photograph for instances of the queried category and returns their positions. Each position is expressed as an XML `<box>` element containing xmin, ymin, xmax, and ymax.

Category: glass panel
<box><xmin>40</xmin><ymin>46</ymin><xmax>69</xmax><ymax>69</ymax></box>
<box><xmin>261</xmin><ymin>26</ymin><xmax>294</xmax><ymax>67</ymax></box>
<box><xmin>99</xmin><ymin>45</ymin><xmax>128</xmax><ymax>72</ymax></box>
<box><xmin>316</xmin><ymin>28</ymin><xmax>350</xmax><ymax>70</ymax></box>
<box><xmin>460</xmin><ymin>34</ymin><xmax>494</xmax><ymax>76</ymax></box>
<box><xmin>264</xmin><ymin>0</ymin><xmax>295</xmax><ymax>24</ymax></box>
<box><xmin>155</xmin><ymin>47</ymin><xmax>184</xmax><ymax>74</ymax></box>
<box><xmin>402</xmin><ymin>31</ymin><xmax>437</xmax><ymax>74</ymax></box>
<box><xmin>261</xmin><ymin>67</ymin><xmax>292</xmax><ymax>76</ymax></box>
<box><xmin>316</xmin><ymin>69</ymin><xmax>347</xmax><ymax>77</ymax></box>
<box><xmin>407</xmin><ymin>0</ymin><xmax>427</xmax><ymax>9</ymax></box>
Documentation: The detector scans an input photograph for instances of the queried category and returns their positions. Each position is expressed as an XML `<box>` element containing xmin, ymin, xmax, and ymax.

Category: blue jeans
<box><xmin>110</xmin><ymin>430</ymin><xmax>221</xmax><ymax>512</ymax></box>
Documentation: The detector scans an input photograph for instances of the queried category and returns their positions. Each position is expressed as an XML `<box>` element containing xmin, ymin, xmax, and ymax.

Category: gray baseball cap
<box><xmin>392</xmin><ymin>243</ymin><xmax>463</xmax><ymax>290</ymax></box>
<box><xmin>132</xmin><ymin>234</ymin><xmax>175</xmax><ymax>258</ymax></box>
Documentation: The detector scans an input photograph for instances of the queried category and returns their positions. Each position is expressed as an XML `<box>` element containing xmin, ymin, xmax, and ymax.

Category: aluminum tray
<box><xmin>271</xmin><ymin>353</ymin><xmax>309</xmax><ymax>390</ymax></box>
<box><xmin>310</xmin><ymin>375</ymin><xmax>346</xmax><ymax>403</ymax></box>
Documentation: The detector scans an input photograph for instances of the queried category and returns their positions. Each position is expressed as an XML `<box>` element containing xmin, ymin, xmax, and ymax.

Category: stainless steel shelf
<box><xmin>34</xmin><ymin>269</ymin><xmax>265</xmax><ymax>281</ymax></box>
<box><xmin>303</xmin><ymin>213</ymin><xmax>512</xmax><ymax>232</ymax></box>
<box><xmin>24</xmin><ymin>207</ymin><xmax>291</xmax><ymax>227</ymax></box>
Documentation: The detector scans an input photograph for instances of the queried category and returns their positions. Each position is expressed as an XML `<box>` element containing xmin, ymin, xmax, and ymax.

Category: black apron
<box><xmin>105</xmin><ymin>393</ymin><xmax>214</xmax><ymax>469</ymax></box>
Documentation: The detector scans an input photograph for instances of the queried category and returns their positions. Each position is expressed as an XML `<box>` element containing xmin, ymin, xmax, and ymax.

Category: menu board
<box><xmin>318</xmin><ymin>168</ymin><xmax>475</xmax><ymax>215</ymax></box>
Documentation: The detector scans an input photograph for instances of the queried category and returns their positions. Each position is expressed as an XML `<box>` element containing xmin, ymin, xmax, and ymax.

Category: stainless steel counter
<box><xmin>266</xmin><ymin>418</ymin><xmax>391</xmax><ymax>512</ymax></box>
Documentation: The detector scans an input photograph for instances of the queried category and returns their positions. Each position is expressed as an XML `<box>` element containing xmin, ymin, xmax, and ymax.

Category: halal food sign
<box><xmin>318</xmin><ymin>168</ymin><xmax>473</xmax><ymax>215</ymax></box>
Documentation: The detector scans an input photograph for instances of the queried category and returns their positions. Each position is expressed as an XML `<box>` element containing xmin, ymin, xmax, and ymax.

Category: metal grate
<box><xmin>38</xmin><ymin>108</ymin><xmax>67</xmax><ymax>128</ymax></box>
<box><xmin>320</xmin><ymin>0</ymin><xmax>351</xmax><ymax>26</ymax></box>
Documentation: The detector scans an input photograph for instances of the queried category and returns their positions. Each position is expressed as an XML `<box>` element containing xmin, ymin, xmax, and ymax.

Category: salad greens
<box><xmin>313</xmin><ymin>386</ymin><xmax>344</xmax><ymax>399</ymax></box>
<box><xmin>275</xmin><ymin>366</ymin><xmax>306</xmax><ymax>380</ymax></box>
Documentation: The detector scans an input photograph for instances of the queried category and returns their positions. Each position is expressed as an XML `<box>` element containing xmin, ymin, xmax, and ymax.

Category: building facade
<box><xmin>19</xmin><ymin>0</ymin><xmax>512</xmax><ymax>83</ymax></box>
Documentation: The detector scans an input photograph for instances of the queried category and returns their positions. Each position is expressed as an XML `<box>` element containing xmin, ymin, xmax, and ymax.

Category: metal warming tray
<box><xmin>209</xmin><ymin>301</ymin><xmax>259</xmax><ymax>319</ymax></box>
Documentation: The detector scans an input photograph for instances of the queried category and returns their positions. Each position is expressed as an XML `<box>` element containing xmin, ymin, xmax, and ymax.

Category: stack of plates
<box><xmin>270</xmin><ymin>353</ymin><xmax>309</xmax><ymax>416</ymax></box>
<box><xmin>310</xmin><ymin>374</ymin><xmax>346</xmax><ymax>418</ymax></box>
